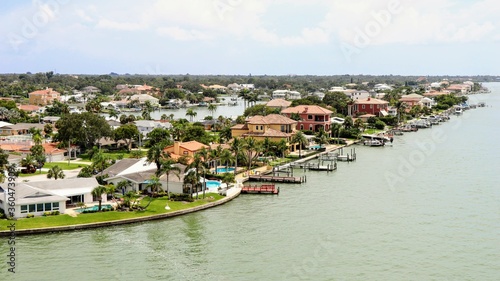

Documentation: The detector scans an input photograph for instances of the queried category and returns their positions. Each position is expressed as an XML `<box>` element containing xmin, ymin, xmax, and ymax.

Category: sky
<box><xmin>0</xmin><ymin>0</ymin><xmax>499</xmax><ymax>76</ymax></box>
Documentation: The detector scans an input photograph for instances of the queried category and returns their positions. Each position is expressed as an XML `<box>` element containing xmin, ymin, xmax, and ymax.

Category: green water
<box><xmin>2</xmin><ymin>84</ymin><xmax>500</xmax><ymax>280</ymax></box>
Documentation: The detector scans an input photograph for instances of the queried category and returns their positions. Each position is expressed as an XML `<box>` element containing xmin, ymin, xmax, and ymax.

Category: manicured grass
<box><xmin>79</xmin><ymin>151</ymin><xmax>133</xmax><ymax>161</ymax></box>
<box><xmin>19</xmin><ymin>171</ymin><xmax>47</xmax><ymax>177</ymax></box>
<box><xmin>363</xmin><ymin>128</ymin><xmax>383</xmax><ymax>135</ymax></box>
<box><xmin>0</xmin><ymin>194</ymin><xmax>225</xmax><ymax>230</ymax></box>
<box><xmin>43</xmin><ymin>162</ymin><xmax>89</xmax><ymax>170</ymax></box>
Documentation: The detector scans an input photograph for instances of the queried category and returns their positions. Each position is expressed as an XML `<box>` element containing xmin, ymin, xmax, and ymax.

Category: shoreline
<box><xmin>0</xmin><ymin>188</ymin><xmax>241</xmax><ymax>237</ymax></box>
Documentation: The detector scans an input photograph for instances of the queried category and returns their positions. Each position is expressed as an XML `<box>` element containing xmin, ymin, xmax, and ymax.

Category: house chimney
<box><xmin>174</xmin><ymin>141</ymin><xmax>180</xmax><ymax>155</ymax></box>
<box><xmin>367</xmin><ymin>97</ymin><xmax>371</xmax><ymax>101</ymax></box>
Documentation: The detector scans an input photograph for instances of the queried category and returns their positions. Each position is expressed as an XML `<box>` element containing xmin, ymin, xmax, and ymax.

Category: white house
<box><xmin>134</xmin><ymin>120</ymin><xmax>173</xmax><ymax>136</ymax></box>
<box><xmin>272</xmin><ymin>90</ymin><xmax>301</xmax><ymax>100</ymax></box>
<box><xmin>0</xmin><ymin>178</ymin><xmax>102</xmax><ymax>218</ymax></box>
<box><xmin>103</xmin><ymin>157</ymin><xmax>187</xmax><ymax>194</ymax></box>
<box><xmin>129</xmin><ymin>94</ymin><xmax>159</xmax><ymax>106</ymax></box>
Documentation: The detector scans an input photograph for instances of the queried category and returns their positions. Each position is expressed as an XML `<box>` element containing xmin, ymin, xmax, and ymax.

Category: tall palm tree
<box><xmin>92</xmin><ymin>151</ymin><xmax>111</xmax><ymax>177</ymax></box>
<box><xmin>314</xmin><ymin>128</ymin><xmax>329</xmax><ymax>148</ymax></box>
<box><xmin>144</xmin><ymin>176</ymin><xmax>163</xmax><ymax>209</ymax></box>
<box><xmin>208</xmin><ymin>103</ymin><xmax>217</xmax><ymax>119</ymax></box>
<box><xmin>331</xmin><ymin>123</ymin><xmax>342</xmax><ymax>144</ymax></box>
<box><xmin>158</xmin><ymin>158</ymin><xmax>181</xmax><ymax>199</ymax></box>
<box><xmin>242</xmin><ymin>137</ymin><xmax>261</xmax><ymax>170</ymax></box>
<box><xmin>230</xmin><ymin>138</ymin><xmax>242</xmax><ymax>173</ymax></box>
<box><xmin>147</xmin><ymin>143</ymin><xmax>168</xmax><ymax>171</ymax></box>
<box><xmin>91</xmin><ymin>185</ymin><xmax>107</xmax><ymax>211</ymax></box>
<box><xmin>185</xmin><ymin>108</ymin><xmax>197</xmax><ymax>122</ymax></box>
<box><xmin>47</xmin><ymin>165</ymin><xmax>65</xmax><ymax>180</ymax></box>
<box><xmin>238</xmin><ymin>89</ymin><xmax>251</xmax><ymax>109</ymax></box>
<box><xmin>291</xmin><ymin>131</ymin><xmax>307</xmax><ymax>158</ymax></box>
<box><xmin>186</xmin><ymin>153</ymin><xmax>207</xmax><ymax>198</ymax></box>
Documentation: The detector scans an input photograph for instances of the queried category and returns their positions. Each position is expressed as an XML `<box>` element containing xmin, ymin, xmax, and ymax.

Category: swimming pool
<box><xmin>309</xmin><ymin>145</ymin><xmax>322</xmax><ymax>150</ymax></box>
<box><xmin>204</xmin><ymin>180</ymin><xmax>221</xmax><ymax>189</ymax></box>
<box><xmin>216</xmin><ymin>167</ymin><xmax>235</xmax><ymax>173</ymax></box>
<box><xmin>76</xmin><ymin>204</ymin><xmax>113</xmax><ymax>213</ymax></box>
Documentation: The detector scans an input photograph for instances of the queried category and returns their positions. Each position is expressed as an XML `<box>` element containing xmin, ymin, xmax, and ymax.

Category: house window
<box><xmin>183</xmin><ymin>151</ymin><xmax>188</xmax><ymax>155</ymax></box>
<box><xmin>255</xmin><ymin>126</ymin><xmax>259</xmax><ymax>130</ymax></box>
<box><xmin>376</xmin><ymin>105</ymin><xmax>379</xmax><ymax>108</ymax></box>
<box><xmin>309</xmin><ymin>125</ymin><xmax>312</xmax><ymax>130</ymax></box>
<box><xmin>260</xmin><ymin>126</ymin><xmax>263</xmax><ymax>130</ymax></box>
<box><xmin>45</xmin><ymin>203</ymin><xmax>51</xmax><ymax>211</ymax></box>
<box><xmin>53</xmin><ymin>202</ymin><xmax>59</xmax><ymax>210</ymax></box>
<box><xmin>300</xmin><ymin>124</ymin><xmax>304</xmax><ymax>130</ymax></box>
<box><xmin>36</xmin><ymin>203</ymin><xmax>44</xmax><ymax>212</ymax></box>
<box><xmin>370</xmin><ymin>105</ymin><xmax>373</xmax><ymax>109</ymax></box>
<box><xmin>29</xmin><ymin>204</ymin><xmax>35</xmax><ymax>212</ymax></box>
<box><xmin>362</xmin><ymin>105</ymin><xmax>365</xmax><ymax>109</ymax></box>
<box><xmin>308</xmin><ymin>115</ymin><xmax>313</xmax><ymax>120</ymax></box>
<box><xmin>21</xmin><ymin>205</ymin><xmax>28</xmax><ymax>213</ymax></box>
<box><xmin>281</xmin><ymin>125</ymin><xmax>285</xmax><ymax>132</ymax></box>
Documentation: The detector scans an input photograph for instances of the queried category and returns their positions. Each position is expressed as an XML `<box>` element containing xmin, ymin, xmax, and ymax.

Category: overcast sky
<box><xmin>1</xmin><ymin>0</ymin><xmax>498</xmax><ymax>76</ymax></box>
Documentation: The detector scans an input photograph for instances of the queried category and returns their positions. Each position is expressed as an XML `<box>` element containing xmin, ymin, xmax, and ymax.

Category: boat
<box><xmin>454</xmin><ymin>106</ymin><xmax>463</xmax><ymax>115</ymax></box>
<box><xmin>363</xmin><ymin>139</ymin><xmax>384</xmax><ymax>147</ymax></box>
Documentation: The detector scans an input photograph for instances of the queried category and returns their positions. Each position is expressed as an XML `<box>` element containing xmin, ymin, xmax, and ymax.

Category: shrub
<box><xmin>43</xmin><ymin>211</ymin><xmax>52</xmax><ymax>216</ymax></box>
<box><xmin>26</xmin><ymin>214</ymin><xmax>35</xmax><ymax>218</ymax></box>
<box><xmin>374</xmin><ymin>120</ymin><xmax>386</xmax><ymax>130</ymax></box>
<box><xmin>51</xmin><ymin>210</ymin><xmax>60</xmax><ymax>215</ymax></box>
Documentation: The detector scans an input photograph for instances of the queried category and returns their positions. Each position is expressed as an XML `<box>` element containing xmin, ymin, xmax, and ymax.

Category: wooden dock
<box><xmin>248</xmin><ymin>175</ymin><xmax>306</xmax><ymax>183</ymax></box>
<box><xmin>241</xmin><ymin>184</ymin><xmax>279</xmax><ymax>195</ymax></box>
<box><xmin>291</xmin><ymin>162</ymin><xmax>337</xmax><ymax>171</ymax></box>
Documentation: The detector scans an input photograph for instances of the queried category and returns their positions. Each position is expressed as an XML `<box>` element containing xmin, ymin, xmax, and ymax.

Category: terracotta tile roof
<box><xmin>281</xmin><ymin>105</ymin><xmax>333</xmax><ymax>115</ymax></box>
<box><xmin>209</xmin><ymin>143</ymin><xmax>231</xmax><ymax>150</ymax></box>
<box><xmin>266</xmin><ymin>99</ymin><xmax>292</xmax><ymax>108</ymax></box>
<box><xmin>42</xmin><ymin>143</ymin><xmax>66</xmax><ymax>154</ymax></box>
<box><xmin>231</xmin><ymin>124</ymin><xmax>247</xmax><ymax>130</ymax></box>
<box><xmin>17</xmin><ymin>105</ymin><xmax>40</xmax><ymax>112</ymax></box>
<box><xmin>353</xmin><ymin>98</ymin><xmax>389</xmax><ymax>105</ymax></box>
<box><xmin>179</xmin><ymin>141</ymin><xmax>209</xmax><ymax>152</ymax></box>
<box><xmin>0</xmin><ymin>144</ymin><xmax>24</xmax><ymax>151</ymax></box>
<box><xmin>247</xmin><ymin>114</ymin><xmax>297</xmax><ymax>125</ymax></box>
<box><xmin>28</xmin><ymin>88</ymin><xmax>60</xmax><ymax>96</ymax></box>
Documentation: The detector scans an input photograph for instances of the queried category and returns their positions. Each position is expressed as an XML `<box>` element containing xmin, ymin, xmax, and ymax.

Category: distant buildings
<box><xmin>28</xmin><ymin>88</ymin><xmax>61</xmax><ymax>105</ymax></box>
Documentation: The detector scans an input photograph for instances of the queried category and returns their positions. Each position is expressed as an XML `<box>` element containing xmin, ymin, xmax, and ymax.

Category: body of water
<box><xmin>2</xmin><ymin>83</ymin><xmax>500</xmax><ymax>280</ymax></box>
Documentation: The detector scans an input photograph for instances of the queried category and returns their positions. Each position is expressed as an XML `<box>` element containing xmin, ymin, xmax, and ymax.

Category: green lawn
<box><xmin>79</xmin><ymin>151</ymin><xmax>133</xmax><ymax>160</ymax></box>
<box><xmin>19</xmin><ymin>171</ymin><xmax>47</xmax><ymax>177</ymax></box>
<box><xmin>0</xmin><ymin>194</ymin><xmax>225</xmax><ymax>230</ymax></box>
<box><xmin>363</xmin><ymin>128</ymin><xmax>384</xmax><ymax>135</ymax></box>
<box><xmin>43</xmin><ymin>162</ymin><xmax>89</xmax><ymax>170</ymax></box>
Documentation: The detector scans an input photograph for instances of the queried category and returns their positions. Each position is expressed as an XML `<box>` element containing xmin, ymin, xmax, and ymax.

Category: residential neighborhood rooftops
<box><xmin>246</xmin><ymin>114</ymin><xmax>297</xmax><ymax>125</ymax></box>
<box><xmin>266</xmin><ymin>99</ymin><xmax>292</xmax><ymax>108</ymax></box>
<box><xmin>281</xmin><ymin>105</ymin><xmax>333</xmax><ymax>115</ymax></box>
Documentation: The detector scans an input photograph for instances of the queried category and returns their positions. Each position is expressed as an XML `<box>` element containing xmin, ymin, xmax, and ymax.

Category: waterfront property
<box><xmin>281</xmin><ymin>105</ymin><xmax>333</xmax><ymax>135</ymax></box>
<box><xmin>348</xmin><ymin>97</ymin><xmax>389</xmax><ymax>117</ymax></box>
<box><xmin>0</xmin><ymin>178</ymin><xmax>103</xmax><ymax>218</ymax></box>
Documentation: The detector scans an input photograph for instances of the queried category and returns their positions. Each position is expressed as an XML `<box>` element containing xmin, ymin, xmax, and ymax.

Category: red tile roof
<box><xmin>281</xmin><ymin>105</ymin><xmax>333</xmax><ymax>115</ymax></box>
<box><xmin>353</xmin><ymin>98</ymin><xmax>388</xmax><ymax>105</ymax></box>
<box><xmin>247</xmin><ymin>114</ymin><xmax>297</xmax><ymax>125</ymax></box>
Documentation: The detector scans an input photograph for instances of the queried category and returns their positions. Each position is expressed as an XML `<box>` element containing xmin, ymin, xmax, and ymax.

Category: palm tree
<box><xmin>219</xmin><ymin>149</ymin><xmax>235</xmax><ymax>172</ymax></box>
<box><xmin>186</xmin><ymin>153</ymin><xmax>207</xmax><ymax>199</ymax></box>
<box><xmin>92</xmin><ymin>151</ymin><xmax>111</xmax><ymax>177</ymax></box>
<box><xmin>185</xmin><ymin>108</ymin><xmax>197</xmax><ymax>122</ymax></box>
<box><xmin>208</xmin><ymin>103</ymin><xmax>217</xmax><ymax>119</ymax></box>
<box><xmin>47</xmin><ymin>165</ymin><xmax>65</xmax><ymax>180</ymax></box>
<box><xmin>91</xmin><ymin>185</ymin><xmax>107</xmax><ymax>211</ymax></box>
<box><xmin>158</xmin><ymin>159</ymin><xmax>181</xmax><ymax>199</ymax></box>
<box><xmin>291</xmin><ymin>131</ymin><xmax>307</xmax><ymax>158</ymax></box>
<box><xmin>238</xmin><ymin>88</ymin><xmax>251</xmax><ymax>109</ymax></box>
<box><xmin>276</xmin><ymin>139</ymin><xmax>288</xmax><ymax>158</ymax></box>
<box><xmin>147</xmin><ymin>143</ymin><xmax>168</xmax><ymax>171</ymax></box>
<box><xmin>116</xmin><ymin>180</ymin><xmax>133</xmax><ymax>195</ymax></box>
<box><xmin>331</xmin><ymin>123</ymin><xmax>342</xmax><ymax>144</ymax></box>
<box><xmin>20</xmin><ymin>155</ymin><xmax>38</xmax><ymax>174</ymax></box>
<box><xmin>395</xmin><ymin>101</ymin><xmax>407</xmax><ymax>125</ymax></box>
<box><xmin>143</xmin><ymin>176</ymin><xmax>163</xmax><ymax>209</ymax></box>
<box><xmin>105</xmin><ymin>184</ymin><xmax>118</xmax><ymax>204</ymax></box>
<box><xmin>230</xmin><ymin>138</ymin><xmax>242</xmax><ymax>173</ymax></box>
<box><xmin>314</xmin><ymin>128</ymin><xmax>329</xmax><ymax>148</ymax></box>
<box><xmin>183</xmin><ymin>168</ymin><xmax>198</xmax><ymax>199</ymax></box>
<box><xmin>242</xmin><ymin>137</ymin><xmax>261</xmax><ymax>170</ymax></box>
<box><xmin>221</xmin><ymin>172</ymin><xmax>235</xmax><ymax>190</ymax></box>
<box><xmin>108</xmin><ymin>108</ymin><xmax>119</xmax><ymax>119</ymax></box>
<box><xmin>122</xmin><ymin>191</ymin><xmax>139</xmax><ymax>209</ymax></box>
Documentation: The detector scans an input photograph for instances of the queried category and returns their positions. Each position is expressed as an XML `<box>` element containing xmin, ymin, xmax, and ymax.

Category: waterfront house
<box><xmin>399</xmin><ymin>93</ymin><xmax>424</xmax><ymax>108</ymax></box>
<box><xmin>129</xmin><ymin>94</ymin><xmax>159</xmax><ymax>106</ymax></box>
<box><xmin>349</xmin><ymin>97</ymin><xmax>389</xmax><ymax>117</ymax></box>
<box><xmin>28</xmin><ymin>88</ymin><xmax>61</xmax><ymax>105</ymax></box>
<box><xmin>231</xmin><ymin>114</ymin><xmax>298</xmax><ymax>152</ymax></box>
<box><xmin>281</xmin><ymin>105</ymin><xmax>333</xmax><ymax>135</ymax></box>
<box><xmin>163</xmin><ymin>141</ymin><xmax>210</xmax><ymax>163</ymax></box>
<box><xmin>0</xmin><ymin>178</ymin><xmax>102</xmax><ymax>218</ymax></box>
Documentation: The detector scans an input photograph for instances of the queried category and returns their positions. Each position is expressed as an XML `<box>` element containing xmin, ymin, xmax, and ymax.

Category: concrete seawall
<box><xmin>0</xmin><ymin>188</ymin><xmax>241</xmax><ymax>237</ymax></box>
